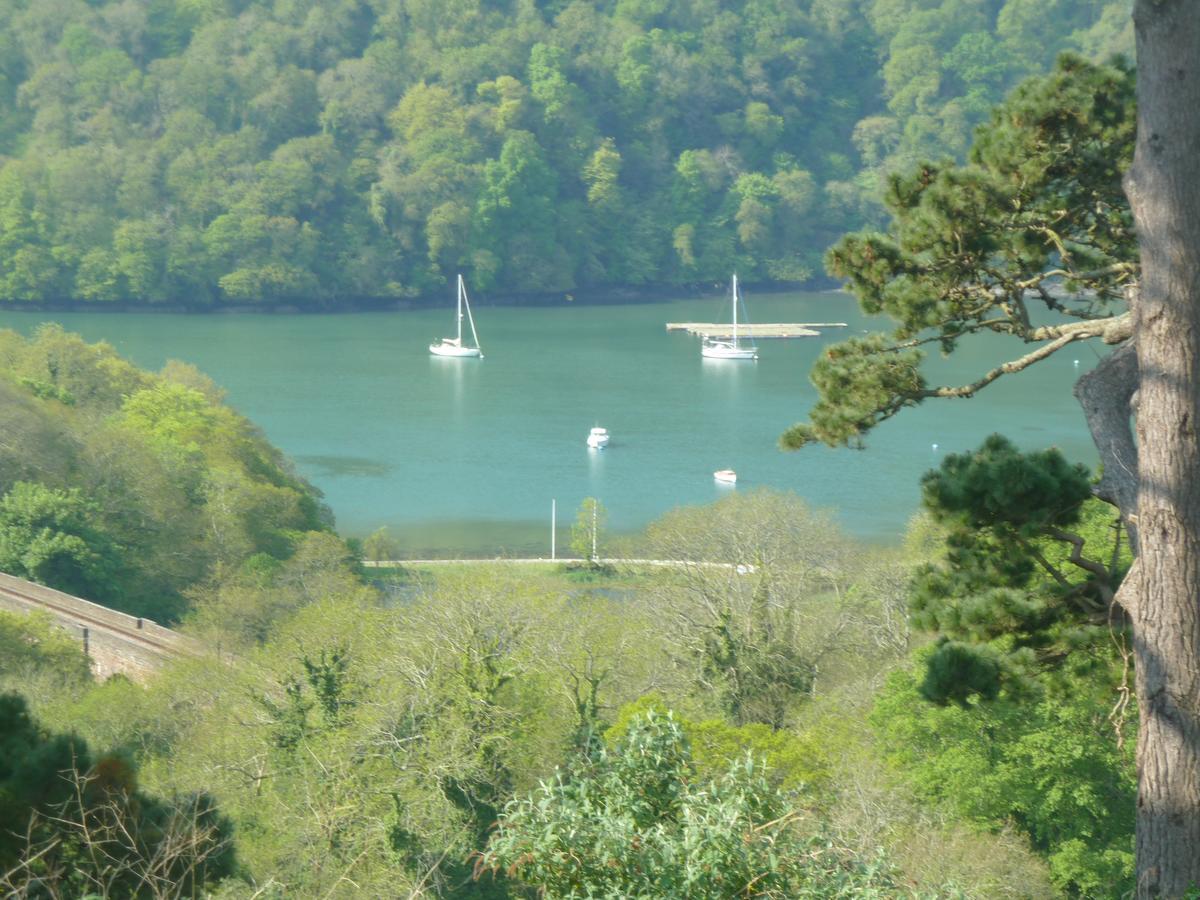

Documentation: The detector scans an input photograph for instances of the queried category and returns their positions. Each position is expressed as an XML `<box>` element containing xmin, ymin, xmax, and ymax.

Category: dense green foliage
<box><xmin>873</xmin><ymin>653</ymin><xmax>1135</xmax><ymax>896</ymax></box>
<box><xmin>8</xmin><ymin>488</ymin><xmax>1072</xmax><ymax>897</ymax></box>
<box><xmin>862</xmin><ymin>439</ymin><xmax>1136</xmax><ymax>896</ymax></box>
<box><xmin>606</xmin><ymin>694</ymin><xmax>834</xmax><ymax>793</ymax></box>
<box><xmin>0</xmin><ymin>0</ymin><xmax>1130</xmax><ymax>306</ymax></box>
<box><xmin>911</xmin><ymin>435</ymin><xmax>1129</xmax><ymax>703</ymax></box>
<box><xmin>858</xmin><ymin>456</ymin><xmax>1138</xmax><ymax>896</ymax></box>
<box><xmin>482</xmin><ymin>711</ymin><xmax>906</xmax><ymax>898</ymax></box>
<box><xmin>0</xmin><ymin>324</ymin><xmax>334</xmax><ymax>621</ymax></box>
<box><xmin>775</xmin><ymin>51</ymin><xmax>1142</xmax><ymax>896</ymax></box>
<box><xmin>0</xmin><ymin>480</ymin><xmax>123</xmax><ymax>601</ymax></box>
<box><xmin>2</xmin><ymin>482</ymin><xmax>1122</xmax><ymax>896</ymax></box>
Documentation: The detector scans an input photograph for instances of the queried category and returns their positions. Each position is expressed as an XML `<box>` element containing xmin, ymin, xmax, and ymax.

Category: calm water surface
<box><xmin>0</xmin><ymin>290</ymin><xmax>1101</xmax><ymax>554</ymax></box>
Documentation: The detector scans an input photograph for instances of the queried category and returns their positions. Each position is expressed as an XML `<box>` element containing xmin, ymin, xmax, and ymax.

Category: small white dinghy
<box><xmin>587</xmin><ymin>427</ymin><xmax>610</xmax><ymax>449</ymax></box>
<box><xmin>713</xmin><ymin>469</ymin><xmax>737</xmax><ymax>484</ymax></box>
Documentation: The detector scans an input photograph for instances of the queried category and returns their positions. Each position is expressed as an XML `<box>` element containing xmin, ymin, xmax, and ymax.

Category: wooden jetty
<box><xmin>665</xmin><ymin>322</ymin><xmax>847</xmax><ymax>339</ymax></box>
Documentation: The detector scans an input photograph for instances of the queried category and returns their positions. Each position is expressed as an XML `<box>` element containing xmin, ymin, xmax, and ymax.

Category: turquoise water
<box><xmin>0</xmin><ymin>290</ymin><xmax>1101</xmax><ymax>554</ymax></box>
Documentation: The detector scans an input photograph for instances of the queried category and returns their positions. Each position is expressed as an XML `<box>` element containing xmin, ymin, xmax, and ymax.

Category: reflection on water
<box><xmin>700</xmin><ymin>354</ymin><xmax>756</xmax><ymax>409</ymax></box>
<box><xmin>296</xmin><ymin>455</ymin><xmax>394</xmax><ymax>478</ymax></box>
<box><xmin>587</xmin><ymin>444</ymin><xmax>605</xmax><ymax>494</ymax></box>
<box><xmin>430</xmin><ymin>354</ymin><xmax>471</xmax><ymax>422</ymax></box>
<box><xmin>700</xmin><ymin>355</ymin><xmax>755</xmax><ymax>376</ymax></box>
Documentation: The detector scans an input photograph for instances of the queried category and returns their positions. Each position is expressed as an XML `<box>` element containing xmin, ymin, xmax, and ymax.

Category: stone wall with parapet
<box><xmin>0</xmin><ymin>572</ymin><xmax>199</xmax><ymax>681</ymax></box>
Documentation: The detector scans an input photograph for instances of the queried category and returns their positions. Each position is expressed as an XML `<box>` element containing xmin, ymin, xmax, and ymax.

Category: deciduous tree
<box><xmin>569</xmin><ymin>496</ymin><xmax>606</xmax><ymax>564</ymax></box>
<box><xmin>642</xmin><ymin>491</ymin><xmax>882</xmax><ymax>728</ymax></box>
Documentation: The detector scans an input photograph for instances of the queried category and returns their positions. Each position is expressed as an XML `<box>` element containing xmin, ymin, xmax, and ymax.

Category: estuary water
<box><xmin>0</xmin><ymin>290</ymin><xmax>1101</xmax><ymax>555</ymax></box>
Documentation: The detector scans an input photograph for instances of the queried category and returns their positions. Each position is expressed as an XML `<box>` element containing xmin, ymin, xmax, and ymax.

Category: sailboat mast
<box><xmin>456</xmin><ymin>274</ymin><xmax>464</xmax><ymax>343</ymax></box>
<box><xmin>732</xmin><ymin>274</ymin><xmax>739</xmax><ymax>347</ymax></box>
<box><xmin>461</xmin><ymin>277</ymin><xmax>483</xmax><ymax>356</ymax></box>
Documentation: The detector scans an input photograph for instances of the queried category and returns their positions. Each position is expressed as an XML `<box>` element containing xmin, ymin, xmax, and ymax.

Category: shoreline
<box><xmin>0</xmin><ymin>278</ymin><xmax>844</xmax><ymax>315</ymax></box>
<box><xmin>336</xmin><ymin>518</ymin><xmax>905</xmax><ymax>561</ymax></box>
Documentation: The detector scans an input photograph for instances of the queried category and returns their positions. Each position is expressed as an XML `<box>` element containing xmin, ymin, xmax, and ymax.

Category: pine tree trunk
<box><xmin>1125</xmin><ymin>1</ymin><xmax>1200</xmax><ymax>894</ymax></box>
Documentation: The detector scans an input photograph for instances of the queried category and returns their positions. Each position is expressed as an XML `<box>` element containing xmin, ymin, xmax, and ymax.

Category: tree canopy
<box><xmin>0</xmin><ymin>0</ymin><xmax>1131</xmax><ymax>306</ymax></box>
<box><xmin>1</xmin><ymin>491</ymin><xmax>1090</xmax><ymax>896</ymax></box>
<box><xmin>781</xmin><ymin>55</ymin><xmax>1143</xmax><ymax>703</ymax></box>
<box><xmin>480</xmin><ymin>710</ymin><xmax>907</xmax><ymax>898</ymax></box>
<box><xmin>0</xmin><ymin>323</ymin><xmax>335</xmax><ymax>621</ymax></box>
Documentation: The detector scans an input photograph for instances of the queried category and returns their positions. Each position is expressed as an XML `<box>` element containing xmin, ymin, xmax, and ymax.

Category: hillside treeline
<box><xmin>0</xmin><ymin>0</ymin><xmax>1129</xmax><ymax>306</ymax></box>
<box><xmin>0</xmin><ymin>324</ymin><xmax>335</xmax><ymax>621</ymax></box>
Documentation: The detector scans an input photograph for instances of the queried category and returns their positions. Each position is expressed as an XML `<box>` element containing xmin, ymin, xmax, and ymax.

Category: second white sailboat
<box><xmin>702</xmin><ymin>274</ymin><xmax>758</xmax><ymax>360</ymax></box>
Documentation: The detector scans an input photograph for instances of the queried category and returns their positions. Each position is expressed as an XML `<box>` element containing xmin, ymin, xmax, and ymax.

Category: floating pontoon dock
<box><xmin>665</xmin><ymin>322</ymin><xmax>847</xmax><ymax>339</ymax></box>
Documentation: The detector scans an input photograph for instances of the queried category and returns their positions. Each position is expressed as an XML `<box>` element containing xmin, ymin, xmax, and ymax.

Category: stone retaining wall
<box><xmin>0</xmin><ymin>572</ymin><xmax>198</xmax><ymax>681</ymax></box>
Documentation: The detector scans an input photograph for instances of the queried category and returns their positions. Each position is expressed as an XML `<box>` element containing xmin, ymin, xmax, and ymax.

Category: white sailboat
<box><xmin>701</xmin><ymin>274</ymin><xmax>758</xmax><ymax>360</ymax></box>
<box><xmin>430</xmin><ymin>274</ymin><xmax>484</xmax><ymax>358</ymax></box>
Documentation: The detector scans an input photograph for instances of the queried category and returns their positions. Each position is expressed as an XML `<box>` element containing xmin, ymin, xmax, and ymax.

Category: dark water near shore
<box><xmin>0</xmin><ymin>290</ymin><xmax>1100</xmax><ymax>555</ymax></box>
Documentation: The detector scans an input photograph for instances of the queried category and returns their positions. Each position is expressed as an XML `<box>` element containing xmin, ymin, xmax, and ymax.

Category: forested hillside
<box><xmin>0</xmin><ymin>324</ymin><xmax>335</xmax><ymax>621</ymax></box>
<box><xmin>0</xmin><ymin>0</ymin><xmax>1129</xmax><ymax>307</ymax></box>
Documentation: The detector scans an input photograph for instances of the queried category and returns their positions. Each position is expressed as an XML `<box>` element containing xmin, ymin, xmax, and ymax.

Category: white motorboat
<box><xmin>713</xmin><ymin>469</ymin><xmax>737</xmax><ymax>484</ymax></box>
<box><xmin>587</xmin><ymin>427</ymin><xmax>610</xmax><ymax>449</ymax></box>
<box><xmin>430</xmin><ymin>274</ymin><xmax>484</xmax><ymax>358</ymax></box>
<box><xmin>702</xmin><ymin>274</ymin><xmax>758</xmax><ymax>360</ymax></box>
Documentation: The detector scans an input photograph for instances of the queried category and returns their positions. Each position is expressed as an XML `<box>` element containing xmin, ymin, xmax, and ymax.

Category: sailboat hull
<box><xmin>702</xmin><ymin>342</ymin><xmax>757</xmax><ymax>360</ymax></box>
<box><xmin>430</xmin><ymin>342</ymin><xmax>483</xmax><ymax>358</ymax></box>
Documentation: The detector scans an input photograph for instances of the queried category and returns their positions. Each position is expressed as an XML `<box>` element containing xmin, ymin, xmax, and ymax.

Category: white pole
<box><xmin>456</xmin><ymin>274</ymin><xmax>464</xmax><ymax>343</ymax></box>
<box><xmin>591</xmin><ymin>501</ymin><xmax>597</xmax><ymax>562</ymax></box>
<box><xmin>551</xmin><ymin>499</ymin><xmax>556</xmax><ymax>560</ymax></box>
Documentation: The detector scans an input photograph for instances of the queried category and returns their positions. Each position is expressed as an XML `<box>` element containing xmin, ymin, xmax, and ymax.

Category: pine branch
<box><xmin>918</xmin><ymin>331</ymin><xmax>1086</xmax><ymax>400</ymax></box>
<box><xmin>1046</xmin><ymin>526</ymin><xmax>1116</xmax><ymax>604</ymax></box>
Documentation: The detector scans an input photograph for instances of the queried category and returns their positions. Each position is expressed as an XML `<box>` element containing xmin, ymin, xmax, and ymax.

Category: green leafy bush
<box><xmin>482</xmin><ymin>711</ymin><xmax>908</xmax><ymax>898</ymax></box>
<box><xmin>872</xmin><ymin>656</ymin><xmax>1135</xmax><ymax>895</ymax></box>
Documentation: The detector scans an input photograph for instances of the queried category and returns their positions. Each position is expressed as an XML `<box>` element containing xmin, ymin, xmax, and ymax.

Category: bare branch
<box><xmin>890</xmin><ymin>319</ymin><xmax>1017</xmax><ymax>350</ymax></box>
<box><xmin>920</xmin><ymin>328</ymin><xmax>1093</xmax><ymax>400</ymax></box>
<box><xmin>1015</xmin><ymin>261</ymin><xmax>1137</xmax><ymax>291</ymax></box>
<box><xmin>1016</xmin><ymin>536</ymin><xmax>1074</xmax><ymax>591</ymax></box>
<box><xmin>1027</xmin><ymin>309</ymin><xmax>1133</xmax><ymax>343</ymax></box>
